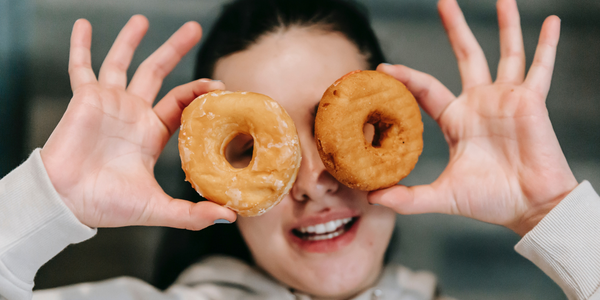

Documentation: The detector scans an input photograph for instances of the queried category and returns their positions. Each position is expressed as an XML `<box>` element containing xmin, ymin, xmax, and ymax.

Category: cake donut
<box><xmin>315</xmin><ymin>70</ymin><xmax>423</xmax><ymax>191</ymax></box>
<box><xmin>178</xmin><ymin>91</ymin><xmax>302</xmax><ymax>216</ymax></box>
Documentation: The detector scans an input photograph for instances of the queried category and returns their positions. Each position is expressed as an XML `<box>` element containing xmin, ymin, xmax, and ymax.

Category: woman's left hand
<box><xmin>370</xmin><ymin>0</ymin><xmax>578</xmax><ymax>236</ymax></box>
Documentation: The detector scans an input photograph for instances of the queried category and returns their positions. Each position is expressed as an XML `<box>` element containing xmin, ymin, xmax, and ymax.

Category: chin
<box><xmin>238</xmin><ymin>195</ymin><xmax>396</xmax><ymax>299</ymax></box>
<box><xmin>262</xmin><ymin>215</ymin><xmax>392</xmax><ymax>298</ymax></box>
<box><xmin>287</xmin><ymin>253</ymin><xmax>385</xmax><ymax>299</ymax></box>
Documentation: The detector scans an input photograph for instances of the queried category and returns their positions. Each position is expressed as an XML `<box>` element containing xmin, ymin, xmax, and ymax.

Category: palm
<box><xmin>371</xmin><ymin>0</ymin><xmax>577</xmax><ymax>236</ymax></box>
<box><xmin>59</xmin><ymin>85</ymin><xmax>166</xmax><ymax>226</ymax></box>
<box><xmin>41</xmin><ymin>16</ymin><xmax>236</xmax><ymax>229</ymax></box>
<box><xmin>438</xmin><ymin>84</ymin><xmax>558</xmax><ymax>224</ymax></box>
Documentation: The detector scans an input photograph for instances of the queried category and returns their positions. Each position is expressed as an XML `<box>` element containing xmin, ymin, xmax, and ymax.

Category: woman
<box><xmin>1</xmin><ymin>0</ymin><xmax>598</xmax><ymax>299</ymax></box>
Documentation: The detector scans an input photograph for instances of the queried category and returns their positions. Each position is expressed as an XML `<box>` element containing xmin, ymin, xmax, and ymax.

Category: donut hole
<box><xmin>363</xmin><ymin>123</ymin><xmax>375</xmax><ymax>145</ymax></box>
<box><xmin>224</xmin><ymin>133</ymin><xmax>254</xmax><ymax>169</ymax></box>
<box><xmin>364</xmin><ymin>112</ymin><xmax>393</xmax><ymax>148</ymax></box>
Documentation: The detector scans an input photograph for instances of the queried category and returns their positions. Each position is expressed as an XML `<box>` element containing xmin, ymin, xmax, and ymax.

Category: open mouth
<box><xmin>292</xmin><ymin>217</ymin><xmax>358</xmax><ymax>241</ymax></box>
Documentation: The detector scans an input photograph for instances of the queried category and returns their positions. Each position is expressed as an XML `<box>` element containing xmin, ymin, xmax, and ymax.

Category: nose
<box><xmin>290</xmin><ymin>138</ymin><xmax>339</xmax><ymax>202</ymax></box>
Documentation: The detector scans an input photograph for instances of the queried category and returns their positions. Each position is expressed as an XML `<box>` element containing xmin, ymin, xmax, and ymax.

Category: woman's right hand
<box><xmin>40</xmin><ymin>15</ymin><xmax>237</xmax><ymax>230</ymax></box>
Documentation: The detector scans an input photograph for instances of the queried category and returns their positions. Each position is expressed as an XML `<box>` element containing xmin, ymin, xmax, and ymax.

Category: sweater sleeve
<box><xmin>515</xmin><ymin>180</ymin><xmax>600</xmax><ymax>300</ymax></box>
<box><xmin>0</xmin><ymin>149</ymin><xmax>97</xmax><ymax>300</ymax></box>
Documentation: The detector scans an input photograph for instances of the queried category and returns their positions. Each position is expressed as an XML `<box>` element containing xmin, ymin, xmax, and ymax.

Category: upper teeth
<box><xmin>298</xmin><ymin>217</ymin><xmax>352</xmax><ymax>234</ymax></box>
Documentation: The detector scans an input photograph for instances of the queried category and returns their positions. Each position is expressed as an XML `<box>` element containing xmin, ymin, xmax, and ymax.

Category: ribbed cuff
<box><xmin>515</xmin><ymin>181</ymin><xmax>600</xmax><ymax>300</ymax></box>
<box><xmin>0</xmin><ymin>149</ymin><xmax>96</xmax><ymax>300</ymax></box>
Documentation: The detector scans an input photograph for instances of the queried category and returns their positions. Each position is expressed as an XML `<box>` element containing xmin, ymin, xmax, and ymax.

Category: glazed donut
<box><xmin>178</xmin><ymin>90</ymin><xmax>301</xmax><ymax>216</ymax></box>
<box><xmin>315</xmin><ymin>70</ymin><xmax>423</xmax><ymax>191</ymax></box>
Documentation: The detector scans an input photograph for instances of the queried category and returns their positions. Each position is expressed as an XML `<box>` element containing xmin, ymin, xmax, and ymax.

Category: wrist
<box><xmin>39</xmin><ymin>147</ymin><xmax>82</xmax><ymax>224</ymax></box>
<box><xmin>512</xmin><ymin>179</ymin><xmax>579</xmax><ymax>237</ymax></box>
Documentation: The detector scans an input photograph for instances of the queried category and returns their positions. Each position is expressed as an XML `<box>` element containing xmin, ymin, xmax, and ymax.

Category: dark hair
<box><xmin>194</xmin><ymin>0</ymin><xmax>386</xmax><ymax>80</ymax></box>
<box><xmin>154</xmin><ymin>0</ymin><xmax>389</xmax><ymax>289</ymax></box>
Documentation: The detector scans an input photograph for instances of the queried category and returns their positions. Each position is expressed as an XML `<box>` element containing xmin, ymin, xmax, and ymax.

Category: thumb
<box><xmin>368</xmin><ymin>184</ymin><xmax>451</xmax><ymax>216</ymax></box>
<box><xmin>144</xmin><ymin>196</ymin><xmax>237</xmax><ymax>230</ymax></box>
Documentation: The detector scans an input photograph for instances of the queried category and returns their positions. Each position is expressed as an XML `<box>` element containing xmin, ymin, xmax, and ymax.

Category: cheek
<box><xmin>237</xmin><ymin>198</ymin><xmax>291</xmax><ymax>256</ymax></box>
<box><xmin>361</xmin><ymin>207</ymin><xmax>396</xmax><ymax>251</ymax></box>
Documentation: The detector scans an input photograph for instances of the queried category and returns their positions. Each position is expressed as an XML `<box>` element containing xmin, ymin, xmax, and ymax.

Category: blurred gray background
<box><xmin>1</xmin><ymin>0</ymin><xmax>599</xmax><ymax>299</ymax></box>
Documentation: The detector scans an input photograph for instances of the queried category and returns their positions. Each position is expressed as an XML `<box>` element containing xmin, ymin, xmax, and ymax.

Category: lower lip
<box><xmin>288</xmin><ymin>218</ymin><xmax>360</xmax><ymax>253</ymax></box>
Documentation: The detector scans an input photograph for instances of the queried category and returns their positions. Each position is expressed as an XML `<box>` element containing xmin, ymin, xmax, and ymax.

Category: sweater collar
<box><xmin>175</xmin><ymin>255</ymin><xmax>437</xmax><ymax>300</ymax></box>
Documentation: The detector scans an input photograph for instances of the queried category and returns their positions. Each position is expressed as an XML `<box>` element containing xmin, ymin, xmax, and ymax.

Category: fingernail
<box><xmin>211</xmin><ymin>79</ymin><xmax>222</xmax><ymax>82</ymax></box>
<box><xmin>198</xmin><ymin>78</ymin><xmax>212</xmax><ymax>82</ymax></box>
<box><xmin>381</xmin><ymin>63</ymin><xmax>393</xmax><ymax>66</ymax></box>
<box><xmin>213</xmin><ymin>219</ymin><xmax>231</xmax><ymax>224</ymax></box>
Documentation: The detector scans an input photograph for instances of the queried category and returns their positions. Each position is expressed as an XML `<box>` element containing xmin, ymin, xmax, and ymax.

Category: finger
<box><xmin>144</xmin><ymin>198</ymin><xmax>237</xmax><ymax>230</ymax></box>
<box><xmin>127</xmin><ymin>21</ymin><xmax>202</xmax><ymax>104</ymax></box>
<box><xmin>377</xmin><ymin>64</ymin><xmax>456</xmax><ymax>121</ymax></box>
<box><xmin>438</xmin><ymin>0</ymin><xmax>492</xmax><ymax>90</ymax></box>
<box><xmin>153</xmin><ymin>79</ymin><xmax>226</xmax><ymax>135</ymax></box>
<box><xmin>368</xmin><ymin>184</ymin><xmax>453</xmax><ymax>215</ymax></box>
<box><xmin>524</xmin><ymin>16</ymin><xmax>561</xmax><ymax>98</ymax></box>
<box><xmin>68</xmin><ymin>19</ymin><xmax>97</xmax><ymax>90</ymax></box>
<box><xmin>496</xmin><ymin>0</ymin><xmax>526</xmax><ymax>83</ymax></box>
<box><xmin>98</xmin><ymin>15</ymin><xmax>149</xmax><ymax>89</ymax></box>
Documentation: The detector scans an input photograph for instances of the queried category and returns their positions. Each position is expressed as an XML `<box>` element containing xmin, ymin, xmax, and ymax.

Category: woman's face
<box><xmin>213</xmin><ymin>28</ymin><xmax>396</xmax><ymax>299</ymax></box>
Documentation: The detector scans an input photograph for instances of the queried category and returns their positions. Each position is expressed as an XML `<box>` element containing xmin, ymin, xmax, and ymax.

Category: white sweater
<box><xmin>1</xmin><ymin>149</ymin><xmax>599</xmax><ymax>300</ymax></box>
